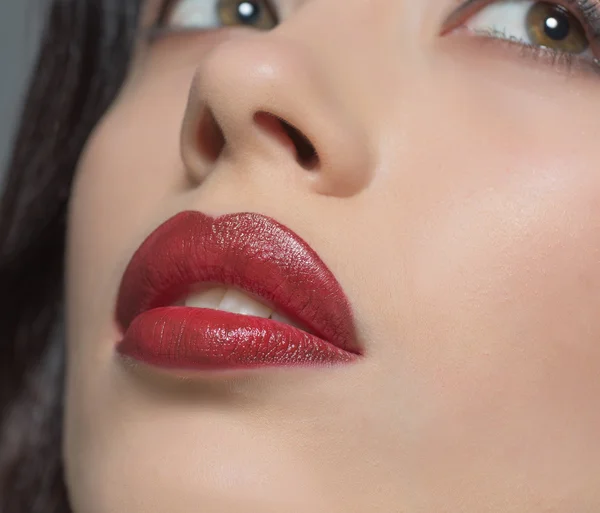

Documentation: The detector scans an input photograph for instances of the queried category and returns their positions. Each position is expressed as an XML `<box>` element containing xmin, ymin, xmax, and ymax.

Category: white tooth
<box><xmin>270</xmin><ymin>311</ymin><xmax>304</xmax><ymax>330</ymax></box>
<box><xmin>184</xmin><ymin>287</ymin><xmax>227</xmax><ymax>309</ymax></box>
<box><xmin>218</xmin><ymin>288</ymin><xmax>274</xmax><ymax>318</ymax></box>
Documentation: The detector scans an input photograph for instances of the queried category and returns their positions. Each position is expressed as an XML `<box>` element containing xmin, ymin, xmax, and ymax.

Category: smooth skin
<box><xmin>64</xmin><ymin>0</ymin><xmax>600</xmax><ymax>511</ymax></box>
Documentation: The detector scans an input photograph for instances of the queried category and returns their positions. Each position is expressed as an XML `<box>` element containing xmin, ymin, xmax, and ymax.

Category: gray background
<box><xmin>0</xmin><ymin>0</ymin><xmax>46</xmax><ymax>182</ymax></box>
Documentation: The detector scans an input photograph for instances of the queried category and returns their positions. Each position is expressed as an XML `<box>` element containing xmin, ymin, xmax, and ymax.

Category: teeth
<box><xmin>184</xmin><ymin>287</ymin><xmax>273</xmax><ymax>318</ymax></box>
<box><xmin>182</xmin><ymin>286</ymin><xmax>307</xmax><ymax>331</ymax></box>
<box><xmin>217</xmin><ymin>288</ymin><xmax>274</xmax><ymax>318</ymax></box>
<box><xmin>269</xmin><ymin>311</ymin><xmax>305</xmax><ymax>330</ymax></box>
<box><xmin>184</xmin><ymin>287</ymin><xmax>227</xmax><ymax>309</ymax></box>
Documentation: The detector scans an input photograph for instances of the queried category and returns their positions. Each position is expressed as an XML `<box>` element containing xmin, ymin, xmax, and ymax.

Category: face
<box><xmin>64</xmin><ymin>0</ymin><xmax>600</xmax><ymax>511</ymax></box>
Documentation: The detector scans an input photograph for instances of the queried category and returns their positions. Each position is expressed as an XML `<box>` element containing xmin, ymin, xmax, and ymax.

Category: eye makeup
<box><xmin>145</xmin><ymin>0</ymin><xmax>281</xmax><ymax>39</ymax></box>
<box><xmin>441</xmin><ymin>0</ymin><xmax>600</xmax><ymax>76</ymax></box>
<box><xmin>442</xmin><ymin>0</ymin><xmax>600</xmax><ymax>40</ymax></box>
<box><xmin>142</xmin><ymin>0</ymin><xmax>212</xmax><ymax>41</ymax></box>
<box><xmin>155</xmin><ymin>0</ymin><xmax>177</xmax><ymax>26</ymax></box>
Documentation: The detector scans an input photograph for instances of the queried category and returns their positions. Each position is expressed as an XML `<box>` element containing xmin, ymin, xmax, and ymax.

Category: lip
<box><xmin>115</xmin><ymin>211</ymin><xmax>360</xmax><ymax>371</ymax></box>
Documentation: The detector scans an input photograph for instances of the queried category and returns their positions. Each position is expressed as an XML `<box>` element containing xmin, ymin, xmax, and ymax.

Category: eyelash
<box><xmin>574</xmin><ymin>0</ymin><xmax>600</xmax><ymax>34</ymax></box>
<box><xmin>148</xmin><ymin>0</ymin><xmax>600</xmax><ymax>77</ymax></box>
<box><xmin>443</xmin><ymin>0</ymin><xmax>600</xmax><ymax>75</ymax></box>
<box><xmin>145</xmin><ymin>0</ymin><xmax>203</xmax><ymax>39</ymax></box>
<box><xmin>446</xmin><ymin>0</ymin><xmax>600</xmax><ymax>32</ymax></box>
<box><xmin>473</xmin><ymin>30</ymin><xmax>599</xmax><ymax>76</ymax></box>
<box><xmin>156</xmin><ymin>0</ymin><xmax>179</xmax><ymax>26</ymax></box>
<box><xmin>151</xmin><ymin>0</ymin><xmax>280</xmax><ymax>34</ymax></box>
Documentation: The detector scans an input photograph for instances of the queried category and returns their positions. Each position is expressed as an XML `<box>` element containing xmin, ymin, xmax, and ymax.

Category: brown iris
<box><xmin>217</xmin><ymin>0</ymin><xmax>279</xmax><ymax>30</ymax></box>
<box><xmin>526</xmin><ymin>2</ymin><xmax>589</xmax><ymax>53</ymax></box>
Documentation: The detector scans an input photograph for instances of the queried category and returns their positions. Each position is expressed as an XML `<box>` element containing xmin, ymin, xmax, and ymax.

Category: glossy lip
<box><xmin>115</xmin><ymin>211</ymin><xmax>361</xmax><ymax>371</ymax></box>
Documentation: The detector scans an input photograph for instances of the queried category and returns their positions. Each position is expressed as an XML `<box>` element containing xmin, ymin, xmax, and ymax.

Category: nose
<box><xmin>180</xmin><ymin>35</ymin><xmax>372</xmax><ymax>197</ymax></box>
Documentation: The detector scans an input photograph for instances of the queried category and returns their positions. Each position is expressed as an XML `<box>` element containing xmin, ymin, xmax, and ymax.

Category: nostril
<box><xmin>254</xmin><ymin>111</ymin><xmax>320</xmax><ymax>170</ymax></box>
<box><xmin>280</xmin><ymin>118</ymin><xmax>319</xmax><ymax>170</ymax></box>
<box><xmin>197</xmin><ymin>107</ymin><xmax>225</xmax><ymax>163</ymax></box>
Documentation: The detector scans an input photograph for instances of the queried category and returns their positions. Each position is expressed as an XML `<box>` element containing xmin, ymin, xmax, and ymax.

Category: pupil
<box><xmin>543</xmin><ymin>9</ymin><xmax>570</xmax><ymax>40</ymax></box>
<box><xmin>237</xmin><ymin>1</ymin><xmax>260</xmax><ymax>24</ymax></box>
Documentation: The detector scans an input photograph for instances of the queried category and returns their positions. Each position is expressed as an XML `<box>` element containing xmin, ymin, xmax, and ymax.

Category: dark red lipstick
<box><xmin>115</xmin><ymin>211</ymin><xmax>360</xmax><ymax>370</ymax></box>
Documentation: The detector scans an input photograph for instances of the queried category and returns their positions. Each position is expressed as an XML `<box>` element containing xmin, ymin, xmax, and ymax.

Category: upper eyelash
<box><xmin>467</xmin><ymin>24</ymin><xmax>600</xmax><ymax>77</ymax></box>
<box><xmin>480</xmin><ymin>31</ymin><xmax>600</xmax><ymax>76</ymax></box>
<box><xmin>442</xmin><ymin>0</ymin><xmax>600</xmax><ymax>76</ymax></box>
<box><xmin>445</xmin><ymin>0</ymin><xmax>600</xmax><ymax>42</ymax></box>
<box><xmin>553</xmin><ymin>0</ymin><xmax>600</xmax><ymax>41</ymax></box>
<box><xmin>152</xmin><ymin>0</ymin><xmax>281</xmax><ymax>29</ymax></box>
<box><xmin>151</xmin><ymin>0</ymin><xmax>600</xmax><ymax>74</ymax></box>
<box><xmin>156</xmin><ymin>0</ymin><xmax>176</xmax><ymax>26</ymax></box>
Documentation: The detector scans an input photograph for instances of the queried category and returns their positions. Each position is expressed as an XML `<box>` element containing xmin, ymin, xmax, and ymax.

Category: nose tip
<box><xmin>180</xmin><ymin>36</ymin><xmax>372</xmax><ymax>197</ymax></box>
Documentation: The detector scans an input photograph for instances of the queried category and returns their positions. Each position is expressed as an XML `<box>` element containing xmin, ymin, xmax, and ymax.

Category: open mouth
<box><xmin>115</xmin><ymin>211</ymin><xmax>360</xmax><ymax>371</ymax></box>
<box><xmin>174</xmin><ymin>285</ymin><xmax>313</xmax><ymax>333</ymax></box>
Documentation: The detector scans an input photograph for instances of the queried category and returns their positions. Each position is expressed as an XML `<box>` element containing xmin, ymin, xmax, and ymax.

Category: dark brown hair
<box><xmin>0</xmin><ymin>1</ymin><xmax>141</xmax><ymax>511</ymax></box>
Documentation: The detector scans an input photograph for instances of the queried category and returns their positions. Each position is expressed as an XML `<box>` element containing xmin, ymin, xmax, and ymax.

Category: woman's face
<box><xmin>64</xmin><ymin>0</ymin><xmax>600</xmax><ymax>510</ymax></box>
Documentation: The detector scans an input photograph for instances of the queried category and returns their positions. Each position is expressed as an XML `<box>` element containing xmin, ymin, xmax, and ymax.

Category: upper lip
<box><xmin>115</xmin><ymin>211</ymin><xmax>360</xmax><ymax>354</ymax></box>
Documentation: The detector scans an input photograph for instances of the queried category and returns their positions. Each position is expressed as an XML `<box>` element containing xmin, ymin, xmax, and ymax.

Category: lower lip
<box><xmin>117</xmin><ymin>307</ymin><xmax>358</xmax><ymax>370</ymax></box>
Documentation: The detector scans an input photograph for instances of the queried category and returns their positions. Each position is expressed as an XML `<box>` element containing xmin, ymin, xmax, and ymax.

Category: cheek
<box><xmin>401</xmin><ymin>181</ymin><xmax>600</xmax><ymax>500</ymax></box>
<box><xmin>409</xmin><ymin>161</ymin><xmax>600</xmax><ymax>367</ymax></box>
<box><xmin>63</xmin><ymin>68</ymin><xmax>196</xmax><ymax>507</ymax></box>
<box><xmin>351</xmin><ymin>64</ymin><xmax>600</xmax><ymax>352</ymax></box>
<box><xmin>404</xmin><ymin>71</ymin><xmax>600</xmax><ymax>380</ymax></box>
<box><xmin>343</xmin><ymin>72</ymin><xmax>600</xmax><ymax>490</ymax></box>
<box><xmin>69</xmin><ymin>72</ymin><xmax>186</xmax><ymax>276</ymax></box>
<box><xmin>66</xmin><ymin>70</ymin><xmax>191</xmax><ymax>330</ymax></box>
<box><xmin>64</xmin><ymin>31</ymin><xmax>251</xmax><ymax>347</ymax></box>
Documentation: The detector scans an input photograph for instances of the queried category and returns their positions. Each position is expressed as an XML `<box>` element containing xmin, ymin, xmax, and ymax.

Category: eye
<box><xmin>164</xmin><ymin>0</ymin><xmax>279</xmax><ymax>31</ymax></box>
<box><xmin>462</xmin><ymin>0</ymin><xmax>591</xmax><ymax>55</ymax></box>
